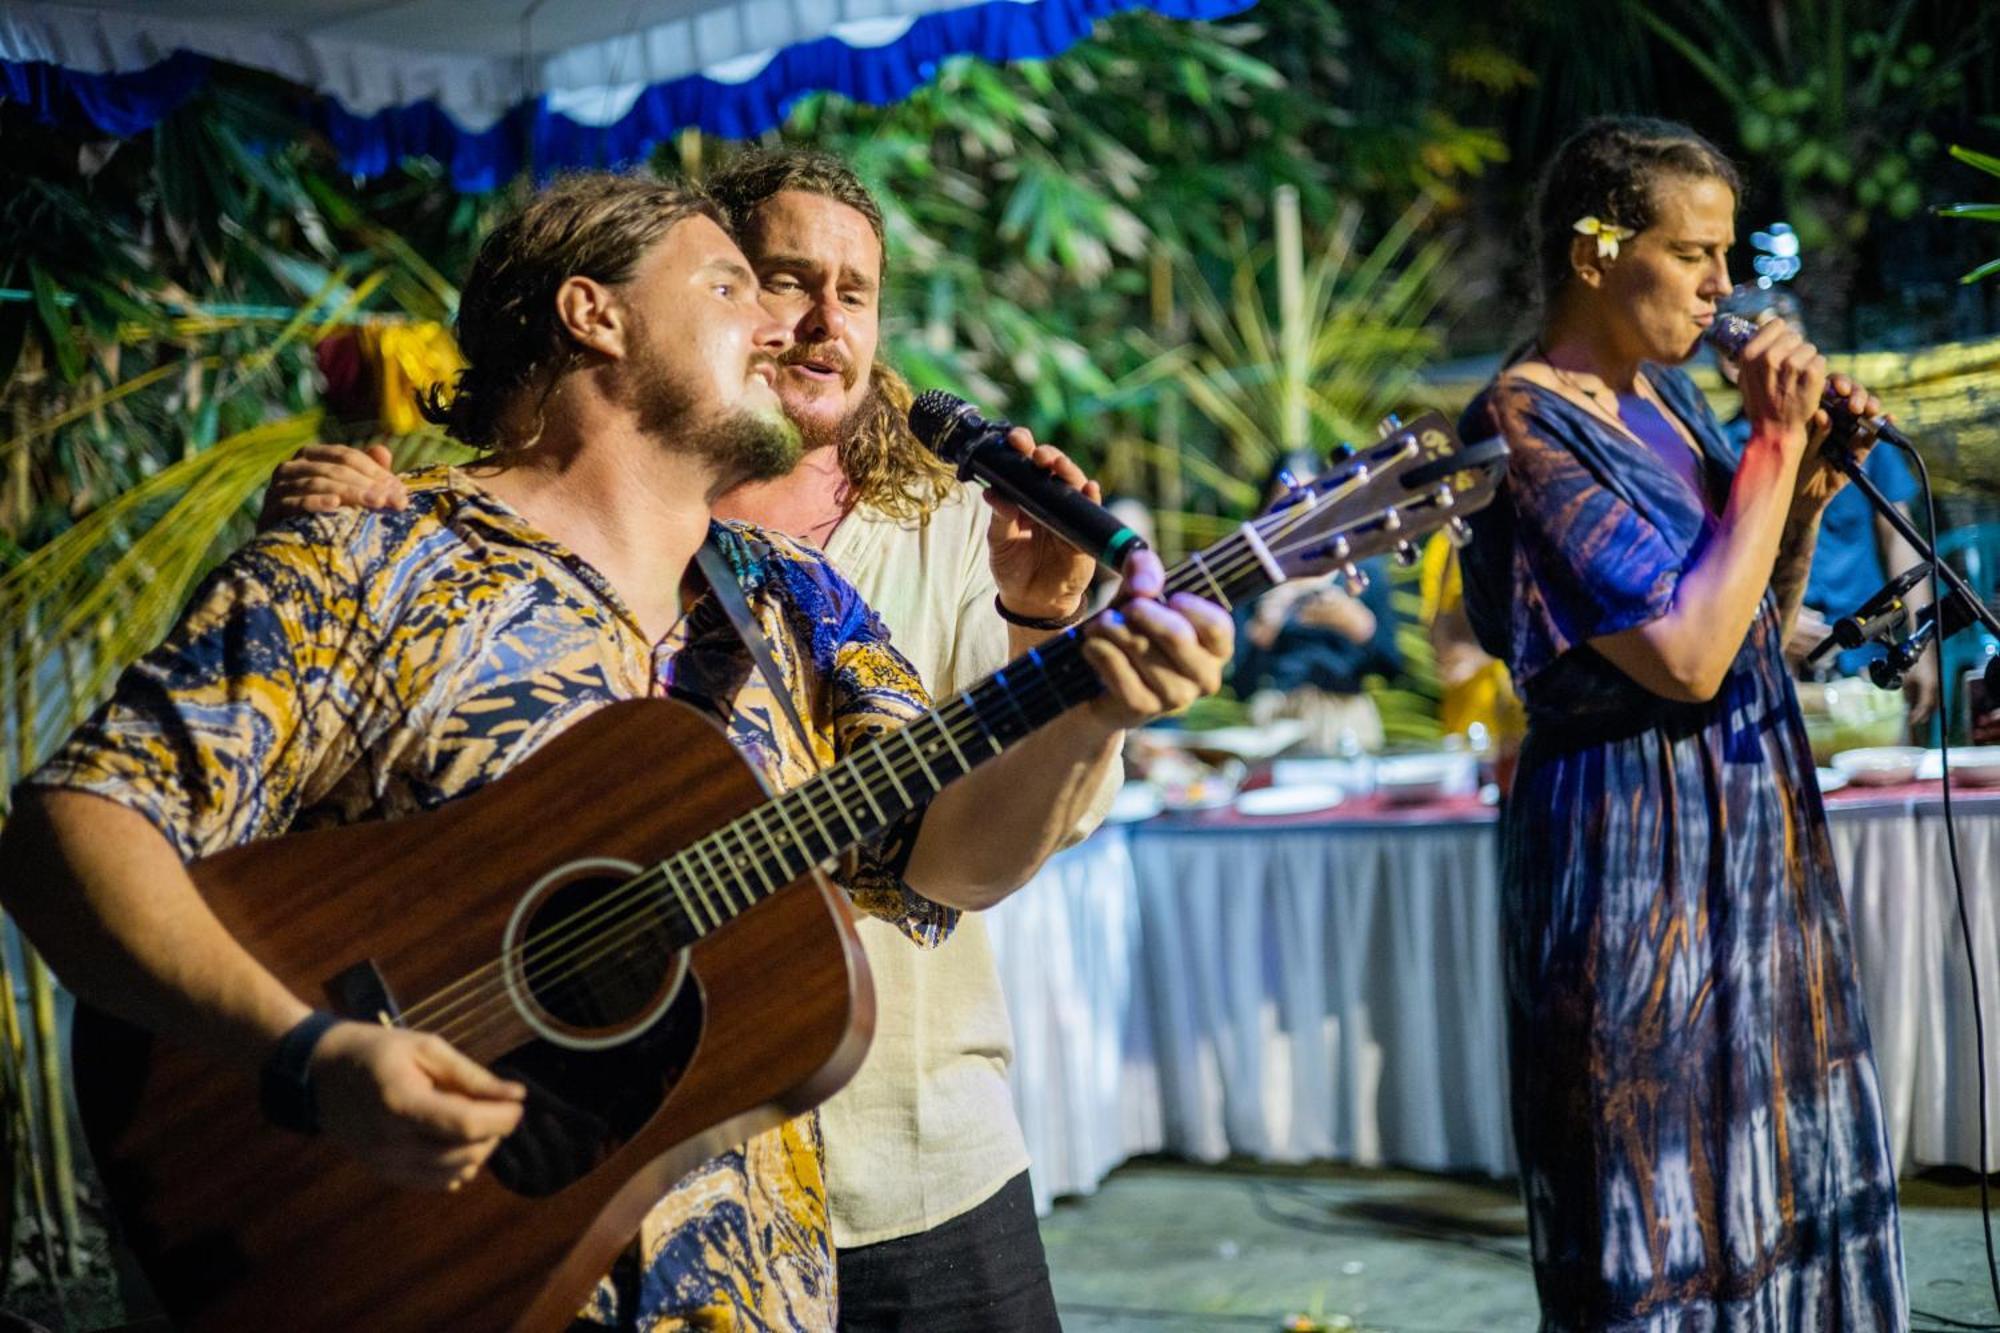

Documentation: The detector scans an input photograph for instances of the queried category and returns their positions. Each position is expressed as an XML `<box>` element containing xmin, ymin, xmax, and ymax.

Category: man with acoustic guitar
<box><xmin>261</xmin><ymin>147</ymin><xmax>1129</xmax><ymax>1332</ymax></box>
<box><xmin>0</xmin><ymin>174</ymin><xmax>1230</xmax><ymax>1329</ymax></box>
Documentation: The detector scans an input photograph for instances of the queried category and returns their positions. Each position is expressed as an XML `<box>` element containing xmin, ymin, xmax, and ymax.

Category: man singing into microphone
<box><xmin>261</xmin><ymin>149</ymin><xmax>1131</xmax><ymax>1330</ymax></box>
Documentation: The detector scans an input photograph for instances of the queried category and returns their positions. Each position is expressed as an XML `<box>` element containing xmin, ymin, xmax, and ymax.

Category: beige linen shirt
<box><xmin>818</xmin><ymin>481</ymin><xmax>1119</xmax><ymax>1247</ymax></box>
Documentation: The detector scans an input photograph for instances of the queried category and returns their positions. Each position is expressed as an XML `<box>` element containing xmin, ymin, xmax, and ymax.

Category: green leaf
<box><xmin>1959</xmin><ymin>256</ymin><xmax>2000</xmax><ymax>284</ymax></box>
<box><xmin>1950</xmin><ymin>144</ymin><xmax>2000</xmax><ymax>179</ymax></box>
<box><xmin>27</xmin><ymin>262</ymin><xmax>83</xmax><ymax>384</ymax></box>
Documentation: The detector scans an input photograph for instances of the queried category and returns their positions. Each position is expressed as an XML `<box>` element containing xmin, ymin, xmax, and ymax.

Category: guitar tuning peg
<box><xmin>1341</xmin><ymin>563</ymin><xmax>1369</xmax><ymax>595</ymax></box>
<box><xmin>1328</xmin><ymin>443</ymin><xmax>1357</xmax><ymax>464</ymax></box>
<box><xmin>1394</xmin><ymin>541</ymin><xmax>1421</xmax><ymax>568</ymax></box>
<box><xmin>1376</xmin><ymin>413</ymin><xmax>1403</xmax><ymax>438</ymax></box>
<box><xmin>1447</xmin><ymin>516</ymin><xmax>1473</xmax><ymax>549</ymax></box>
<box><xmin>1382</xmin><ymin>509</ymin><xmax>1403</xmax><ymax>533</ymax></box>
<box><xmin>1276</xmin><ymin>468</ymin><xmax>1302</xmax><ymax>493</ymax></box>
<box><xmin>1433</xmin><ymin>484</ymin><xmax>1457</xmax><ymax>509</ymax></box>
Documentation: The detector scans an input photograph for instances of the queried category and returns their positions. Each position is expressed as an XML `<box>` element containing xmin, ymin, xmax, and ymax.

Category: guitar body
<box><xmin>73</xmin><ymin>698</ymin><xmax>875</xmax><ymax>1332</ymax></box>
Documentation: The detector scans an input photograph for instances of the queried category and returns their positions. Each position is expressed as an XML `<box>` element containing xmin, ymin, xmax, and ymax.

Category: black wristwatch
<box><xmin>259</xmin><ymin>1010</ymin><xmax>342</xmax><ymax>1134</ymax></box>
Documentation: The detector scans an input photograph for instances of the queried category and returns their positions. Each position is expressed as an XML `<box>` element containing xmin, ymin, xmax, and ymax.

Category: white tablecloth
<box><xmin>987</xmin><ymin>792</ymin><xmax>2000</xmax><ymax>1208</ymax></box>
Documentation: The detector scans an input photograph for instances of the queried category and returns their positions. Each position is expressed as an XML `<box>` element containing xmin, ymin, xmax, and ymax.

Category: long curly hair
<box><xmin>706</xmin><ymin>147</ymin><xmax>957</xmax><ymax>523</ymax></box>
<box><xmin>418</xmin><ymin>172</ymin><xmax>722</xmax><ymax>451</ymax></box>
<box><xmin>1533</xmin><ymin>117</ymin><xmax>1743</xmax><ymax>305</ymax></box>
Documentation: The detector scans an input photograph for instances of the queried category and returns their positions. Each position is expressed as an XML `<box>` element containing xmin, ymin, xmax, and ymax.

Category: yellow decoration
<box><xmin>366</xmin><ymin>322</ymin><xmax>465</xmax><ymax>435</ymax></box>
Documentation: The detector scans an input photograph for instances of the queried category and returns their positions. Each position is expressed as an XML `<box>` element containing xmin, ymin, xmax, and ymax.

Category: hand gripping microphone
<box><xmin>908</xmin><ymin>390</ymin><xmax>1148</xmax><ymax>571</ymax></box>
<box><xmin>1703</xmin><ymin>312</ymin><xmax>1915</xmax><ymax>454</ymax></box>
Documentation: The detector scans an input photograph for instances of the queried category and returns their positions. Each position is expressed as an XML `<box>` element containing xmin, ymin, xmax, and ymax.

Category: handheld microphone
<box><xmin>908</xmin><ymin>390</ymin><xmax>1148</xmax><ymax>571</ymax></box>
<box><xmin>1703</xmin><ymin>312</ymin><xmax>1915</xmax><ymax>454</ymax></box>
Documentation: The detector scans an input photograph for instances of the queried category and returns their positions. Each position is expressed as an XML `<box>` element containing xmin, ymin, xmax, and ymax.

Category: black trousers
<box><xmin>835</xmin><ymin>1171</ymin><xmax>1061</xmax><ymax>1332</ymax></box>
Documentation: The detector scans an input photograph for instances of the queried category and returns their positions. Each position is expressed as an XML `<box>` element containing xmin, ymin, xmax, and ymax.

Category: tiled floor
<box><xmin>1044</xmin><ymin>1159</ymin><xmax>2000</xmax><ymax>1332</ymax></box>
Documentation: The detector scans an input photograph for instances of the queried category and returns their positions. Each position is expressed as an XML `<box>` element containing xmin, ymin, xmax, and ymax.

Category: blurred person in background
<box><xmin>1417</xmin><ymin>531</ymin><xmax>1524</xmax><ymax>748</ymax></box>
<box><xmin>1229</xmin><ymin>451</ymin><xmax>1401</xmax><ymax>753</ymax></box>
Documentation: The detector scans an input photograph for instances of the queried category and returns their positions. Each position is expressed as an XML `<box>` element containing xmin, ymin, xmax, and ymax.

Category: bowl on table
<box><xmin>1372</xmin><ymin>752</ymin><xmax>1477</xmax><ymax>806</ymax></box>
<box><xmin>1829</xmin><ymin>746</ymin><xmax>1927</xmax><ymax>788</ymax></box>
<box><xmin>1796</xmin><ymin>680</ymin><xmax>1907</xmax><ymax>766</ymax></box>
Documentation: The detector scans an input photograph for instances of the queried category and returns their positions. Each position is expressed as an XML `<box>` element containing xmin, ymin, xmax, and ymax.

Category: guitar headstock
<box><xmin>1246</xmin><ymin>412</ymin><xmax>1505</xmax><ymax>584</ymax></box>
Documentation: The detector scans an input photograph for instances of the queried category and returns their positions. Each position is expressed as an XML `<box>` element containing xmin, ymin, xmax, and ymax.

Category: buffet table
<box><xmin>987</xmin><ymin>782</ymin><xmax>2000</xmax><ymax>1211</ymax></box>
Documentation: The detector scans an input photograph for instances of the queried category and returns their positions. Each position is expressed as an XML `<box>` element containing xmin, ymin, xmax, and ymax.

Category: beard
<box><xmin>620</xmin><ymin>329</ymin><xmax>803</xmax><ymax>487</ymax></box>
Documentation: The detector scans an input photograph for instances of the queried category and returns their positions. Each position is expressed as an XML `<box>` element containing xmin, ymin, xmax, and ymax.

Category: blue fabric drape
<box><xmin>1</xmin><ymin>0</ymin><xmax>1256</xmax><ymax>190</ymax></box>
<box><xmin>0</xmin><ymin>49</ymin><xmax>210</xmax><ymax>137</ymax></box>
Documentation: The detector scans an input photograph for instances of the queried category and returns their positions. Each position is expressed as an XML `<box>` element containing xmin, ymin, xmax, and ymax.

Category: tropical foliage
<box><xmin>1943</xmin><ymin>143</ymin><xmax>2000</xmax><ymax>285</ymax></box>
<box><xmin>1</xmin><ymin>0</ymin><xmax>1999</xmax><ymax>1317</ymax></box>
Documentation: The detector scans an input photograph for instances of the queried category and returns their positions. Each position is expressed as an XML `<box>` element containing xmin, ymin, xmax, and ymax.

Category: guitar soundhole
<box><xmin>517</xmin><ymin>870</ymin><xmax>684</xmax><ymax>1033</ymax></box>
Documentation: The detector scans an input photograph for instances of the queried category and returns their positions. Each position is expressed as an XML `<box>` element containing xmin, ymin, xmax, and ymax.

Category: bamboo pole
<box><xmin>1149</xmin><ymin>243</ymin><xmax>1186</xmax><ymax>562</ymax></box>
<box><xmin>25</xmin><ymin>952</ymin><xmax>77</xmax><ymax>1278</ymax></box>
<box><xmin>12</xmin><ymin>605</ymin><xmax>79</xmax><ymax>1286</ymax></box>
<box><xmin>0</xmin><ymin>915</ymin><xmax>61</xmax><ymax>1301</ymax></box>
<box><xmin>1274</xmin><ymin>184</ymin><xmax>1308</xmax><ymax>454</ymax></box>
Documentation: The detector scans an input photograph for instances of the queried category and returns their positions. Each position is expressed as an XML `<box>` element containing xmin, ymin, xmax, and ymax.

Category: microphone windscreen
<box><xmin>908</xmin><ymin>390</ymin><xmax>972</xmax><ymax>452</ymax></box>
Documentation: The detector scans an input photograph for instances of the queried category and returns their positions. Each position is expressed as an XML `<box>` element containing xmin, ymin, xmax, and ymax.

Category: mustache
<box><xmin>778</xmin><ymin>343</ymin><xmax>852</xmax><ymax>375</ymax></box>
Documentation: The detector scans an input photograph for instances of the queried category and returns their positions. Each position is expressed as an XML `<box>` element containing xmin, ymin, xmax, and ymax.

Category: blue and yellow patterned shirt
<box><xmin>31</xmin><ymin>464</ymin><xmax>954</xmax><ymax>1330</ymax></box>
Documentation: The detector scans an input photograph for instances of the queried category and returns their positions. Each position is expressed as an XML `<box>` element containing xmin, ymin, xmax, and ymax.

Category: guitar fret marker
<box><xmin>873</xmin><ymin>739</ymin><xmax>913</xmax><ymax>805</ymax></box>
<box><xmin>739</xmin><ymin>825</ymin><xmax>777</xmax><ymax>895</ymax></box>
<box><xmin>851</xmin><ymin>766</ymin><xmax>887</xmax><ymax>825</ymax></box>
<box><xmin>820</xmin><ymin>772</ymin><xmax>865</xmax><ymax>840</ymax></box>
<box><xmin>768</xmin><ymin>800</ymin><xmax>816</xmax><ymax>868</ymax></box>
<box><xmin>747</xmin><ymin>808</ymin><xmax>792</xmax><ymax>883</ymax></box>
<box><xmin>792</xmin><ymin>789</ymin><xmax>838</xmax><ymax>861</ymax></box>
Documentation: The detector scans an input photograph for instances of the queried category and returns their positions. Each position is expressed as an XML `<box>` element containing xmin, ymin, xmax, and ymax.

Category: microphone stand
<box><xmin>1826</xmin><ymin>440</ymin><xmax>2000</xmax><ymax>703</ymax></box>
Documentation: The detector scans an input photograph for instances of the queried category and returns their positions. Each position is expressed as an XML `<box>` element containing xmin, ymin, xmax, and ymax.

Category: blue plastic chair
<box><xmin>1935</xmin><ymin>523</ymin><xmax>2000</xmax><ymax>730</ymax></box>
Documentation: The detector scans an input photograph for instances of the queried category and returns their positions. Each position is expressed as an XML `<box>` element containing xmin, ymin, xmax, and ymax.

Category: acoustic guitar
<box><xmin>74</xmin><ymin>413</ymin><xmax>1502</xmax><ymax>1331</ymax></box>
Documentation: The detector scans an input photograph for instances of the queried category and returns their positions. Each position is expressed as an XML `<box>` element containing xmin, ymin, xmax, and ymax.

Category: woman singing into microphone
<box><xmin>1459</xmin><ymin>117</ymin><xmax>1906</xmax><ymax>1329</ymax></box>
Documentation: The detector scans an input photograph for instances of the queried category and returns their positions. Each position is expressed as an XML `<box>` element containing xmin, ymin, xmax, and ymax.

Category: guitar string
<box><xmin>399</xmin><ymin>484</ymin><xmax>1437</xmax><ymax>1050</ymax></box>
<box><xmin>399</xmin><ymin>492</ymin><xmax>1432</xmax><ymax>1051</ymax></box>
<box><xmin>395</xmin><ymin>511</ymin><xmax>1324</xmax><ymax>1044</ymax></box>
<box><xmin>396</xmin><ymin>473</ymin><xmax>1452</xmax><ymax>1048</ymax></box>
<box><xmin>400</xmin><ymin>531</ymin><xmax>1280</xmax><ymax>1049</ymax></box>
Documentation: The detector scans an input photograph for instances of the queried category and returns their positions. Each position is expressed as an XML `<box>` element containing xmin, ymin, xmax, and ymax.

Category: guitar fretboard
<box><xmin>646</xmin><ymin>519</ymin><xmax>1295</xmax><ymax>941</ymax></box>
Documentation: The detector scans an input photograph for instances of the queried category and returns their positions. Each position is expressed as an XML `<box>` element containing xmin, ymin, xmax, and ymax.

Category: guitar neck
<box><xmin>659</xmin><ymin>525</ymin><xmax>1285</xmax><ymax>934</ymax></box>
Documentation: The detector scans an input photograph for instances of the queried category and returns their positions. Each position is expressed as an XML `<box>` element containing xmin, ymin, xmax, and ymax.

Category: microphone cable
<box><xmin>1900</xmin><ymin>434</ymin><xmax>2000</xmax><ymax>1322</ymax></box>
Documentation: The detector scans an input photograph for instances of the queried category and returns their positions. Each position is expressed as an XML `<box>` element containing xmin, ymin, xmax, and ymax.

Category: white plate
<box><xmin>1831</xmin><ymin>746</ymin><xmax>1926</xmax><ymax>787</ymax></box>
<box><xmin>1817</xmin><ymin>767</ymin><xmax>1850</xmax><ymax>794</ymax></box>
<box><xmin>1925</xmin><ymin>747</ymin><xmax>2000</xmax><ymax>786</ymax></box>
<box><xmin>1106</xmin><ymin>782</ymin><xmax>1163</xmax><ymax>824</ymax></box>
<box><xmin>1233</xmin><ymin>784</ymin><xmax>1346</xmax><ymax>818</ymax></box>
<box><xmin>1174</xmin><ymin>721</ymin><xmax>1310</xmax><ymax>762</ymax></box>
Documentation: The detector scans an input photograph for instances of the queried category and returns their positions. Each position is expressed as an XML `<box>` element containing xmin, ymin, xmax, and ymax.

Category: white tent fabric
<box><xmin>1</xmin><ymin>0</ymin><xmax>986</xmax><ymax>131</ymax></box>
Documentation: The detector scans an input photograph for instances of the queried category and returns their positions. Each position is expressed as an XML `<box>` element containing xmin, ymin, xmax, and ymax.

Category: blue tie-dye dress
<box><xmin>1458</xmin><ymin>367</ymin><xmax>1908</xmax><ymax>1331</ymax></box>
